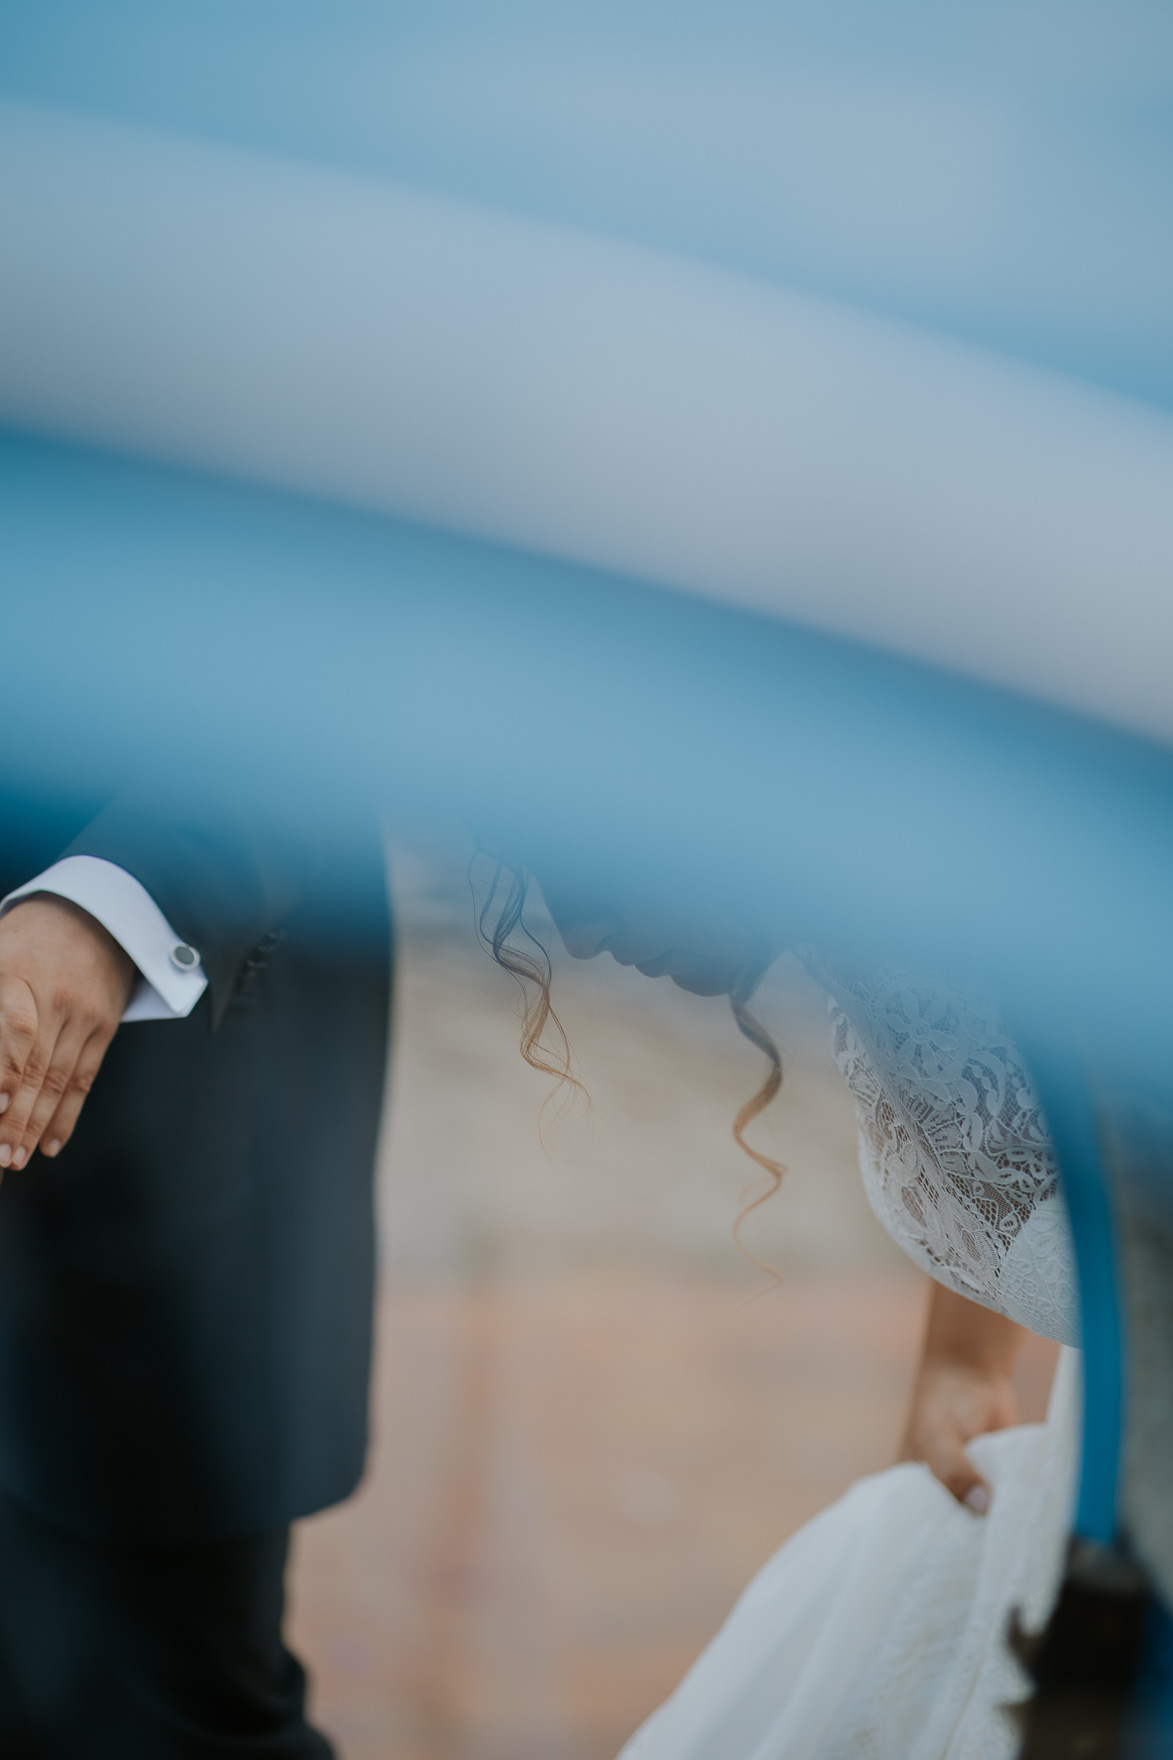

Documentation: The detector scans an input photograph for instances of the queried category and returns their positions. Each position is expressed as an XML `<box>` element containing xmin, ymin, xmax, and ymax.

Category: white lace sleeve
<box><xmin>804</xmin><ymin>958</ymin><xmax>1079</xmax><ymax>1346</ymax></box>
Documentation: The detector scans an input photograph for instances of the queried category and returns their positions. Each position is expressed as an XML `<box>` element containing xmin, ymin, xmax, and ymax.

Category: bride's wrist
<box><xmin>919</xmin><ymin>1284</ymin><xmax>1026</xmax><ymax>1379</ymax></box>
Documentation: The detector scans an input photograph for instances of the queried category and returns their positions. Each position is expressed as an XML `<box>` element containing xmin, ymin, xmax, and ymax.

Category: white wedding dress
<box><xmin>618</xmin><ymin>963</ymin><xmax>1081</xmax><ymax>1760</ymax></box>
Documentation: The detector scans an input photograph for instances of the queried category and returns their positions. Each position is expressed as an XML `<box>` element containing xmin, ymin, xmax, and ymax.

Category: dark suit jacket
<box><xmin>0</xmin><ymin>791</ymin><xmax>391</xmax><ymax>1545</ymax></box>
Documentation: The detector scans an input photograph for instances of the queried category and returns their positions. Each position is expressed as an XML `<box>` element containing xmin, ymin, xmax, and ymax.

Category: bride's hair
<box><xmin>472</xmin><ymin>856</ymin><xmax>589</xmax><ymax>1127</ymax></box>
<box><xmin>728</xmin><ymin>976</ymin><xmax>785</xmax><ymax>1273</ymax></box>
<box><xmin>472</xmin><ymin>856</ymin><xmax>785</xmax><ymax>1272</ymax></box>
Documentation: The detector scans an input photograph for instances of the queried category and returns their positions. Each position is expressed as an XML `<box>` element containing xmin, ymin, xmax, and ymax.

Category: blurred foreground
<box><xmin>288</xmin><ymin>853</ymin><xmax>1057</xmax><ymax>1759</ymax></box>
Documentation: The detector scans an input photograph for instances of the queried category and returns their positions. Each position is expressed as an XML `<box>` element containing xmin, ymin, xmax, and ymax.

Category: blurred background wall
<box><xmin>287</xmin><ymin>846</ymin><xmax>1057</xmax><ymax>1760</ymax></box>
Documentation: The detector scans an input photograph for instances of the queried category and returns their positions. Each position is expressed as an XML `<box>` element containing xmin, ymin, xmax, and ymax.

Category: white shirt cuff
<box><xmin>0</xmin><ymin>855</ymin><xmax>209</xmax><ymax>1022</ymax></box>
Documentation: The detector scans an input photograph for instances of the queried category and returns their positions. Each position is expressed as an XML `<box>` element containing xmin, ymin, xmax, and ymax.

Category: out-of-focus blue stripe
<box><xmin>1023</xmin><ymin>1051</ymin><xmax>1124</xmax><ymax>1545</ymax></box>
<box><xmin>4</xmin><ymin>428</ymin><xmax>1173</xmax><ymax>1084</ymax></box>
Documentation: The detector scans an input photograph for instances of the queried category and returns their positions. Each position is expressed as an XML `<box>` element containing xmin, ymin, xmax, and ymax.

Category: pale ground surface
<box><xmin>287</xmin><ymin>848</ymin><xmax>1058</xmax><ymax>1759</ymax></box>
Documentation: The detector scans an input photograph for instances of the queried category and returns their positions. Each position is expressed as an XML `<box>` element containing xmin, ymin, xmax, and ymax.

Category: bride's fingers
<box><xmin>924</xmin><ymin>1430</ymin><xmax>992</xmax><ymax>1515</ymax></box>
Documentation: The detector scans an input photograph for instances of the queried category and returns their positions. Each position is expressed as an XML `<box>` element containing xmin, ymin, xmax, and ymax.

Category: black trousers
<box><xmin>0</xmin><ymin>1487</ymin><xmax>332</xmax><ymax>1758</ymax></box>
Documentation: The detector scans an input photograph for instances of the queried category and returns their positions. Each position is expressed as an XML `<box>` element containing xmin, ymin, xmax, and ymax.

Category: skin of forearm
<box><xmin>919</xmin><ymin>1281</ymin><xmax>1027</xmax><ymax>1379</ymax></box>
<box><xmin>896</xmin><ymin>1283</ymin><xmax>1030</xmax><ymax>1507</ymax></box>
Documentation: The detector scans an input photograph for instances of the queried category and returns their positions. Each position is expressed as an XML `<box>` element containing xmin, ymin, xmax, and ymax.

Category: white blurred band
<box><xmin>2</xmin><ymin>99</ymin><xmax>1172</xmax><ymax>742</ymax></box>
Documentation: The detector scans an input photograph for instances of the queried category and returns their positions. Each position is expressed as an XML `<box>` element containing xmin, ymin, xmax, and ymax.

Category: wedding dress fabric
<box><xmin>617</xmin><ymin>965</ymin><xmax>1081</xmax><ymax>1759</ymax></box>
<box><xmin>815</xmin><ymin>959</ymin><xmax>1079</xmax><ymax>1348</ymax></box>
<box><xmin>619</xmin><ymin>1352</ymin><xmax>1078</xmax><ymax>1760</ymax></box>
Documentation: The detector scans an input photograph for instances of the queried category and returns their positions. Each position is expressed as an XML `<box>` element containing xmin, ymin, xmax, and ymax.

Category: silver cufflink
<box><xmin>169</xmin><ymin>943</ymin><xmax>201</xmax><ymax>972</ymax></box>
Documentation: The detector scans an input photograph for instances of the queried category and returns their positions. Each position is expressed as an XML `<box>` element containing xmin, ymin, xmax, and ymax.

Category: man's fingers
<box><xmin>0</xmin><ymin>901</ymin><xmax>134</xmax><ymax>1173</ymax></box>
<box><xmin>0</xmin><ymin>979</ymin><xmax>57</xmax><ymax>1169</ymax></box>
<box><xmin>19</xmin><ymin>1023</ymin><xmax>93</xmax><ymax>1161</ymax></box>
<box><xmin>924</xmin><ymin>1431</ymin><xmax>992</xmax><ymax>1515</ymax></box>
<box><xmin>0</xmin><ymin>976</ymin><xmax>38</xmax><ymax>1117</ymax></box>
<box><xmin>37</xmin><ymin>1032</ymin><xmax>111</xmax><ymax>1160</ymax></box>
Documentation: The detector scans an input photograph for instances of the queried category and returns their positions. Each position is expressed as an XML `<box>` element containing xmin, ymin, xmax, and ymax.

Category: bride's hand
<box><xmin>898</xmin><ymin>1283</ymin><xmax>1026</xmax><ymax>1515</ymax></box>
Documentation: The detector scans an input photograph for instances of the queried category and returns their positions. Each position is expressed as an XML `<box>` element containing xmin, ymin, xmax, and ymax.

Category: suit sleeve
<box><xmin>0</xmin><ymin>855</ymin><xmax>208</xmax><ymax>1021</ymax></box>
<box><xmin>60</xmin><ymin>791</ymin><xmax>319</xmax><ymax>1030</ymax></box>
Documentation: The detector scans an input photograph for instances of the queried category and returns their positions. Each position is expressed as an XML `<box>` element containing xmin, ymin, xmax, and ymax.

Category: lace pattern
<box><xmin>804</xmin><ymin>957</ymin><xmax>1078</xmax><ymax>1345</ymax></box>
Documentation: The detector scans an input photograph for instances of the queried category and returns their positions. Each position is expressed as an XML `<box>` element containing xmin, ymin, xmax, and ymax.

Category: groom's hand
<box><xmin>0</xmin><ymin>896</ymin><xmax>135</xmax><ymax>1171</ymax></box>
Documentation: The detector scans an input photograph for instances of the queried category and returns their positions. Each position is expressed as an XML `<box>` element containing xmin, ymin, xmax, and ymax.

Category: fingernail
<box><xmin>44</xmin><ymin>1139</ymin><xmax>62</xmax><ymax>1159</ymax></box>
<box><xmin>964</xmin><ymin>1484</ymin><xmax>990</xmax><ymax>1515</ymax></box>
<box><xmin>0</xmin><ymin>1093</ymin><xmax>9</xmax><ymax>1114</ymax></box>
<box><xmin>11</xmin><ymin>1147</ymin><xmax>26</xmax><ymax>1171</ymax></box>
<box><xmin>0</xmin><ymin>1145</ymin><xmax>11</xmax><ymax>1169</ymax></box>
